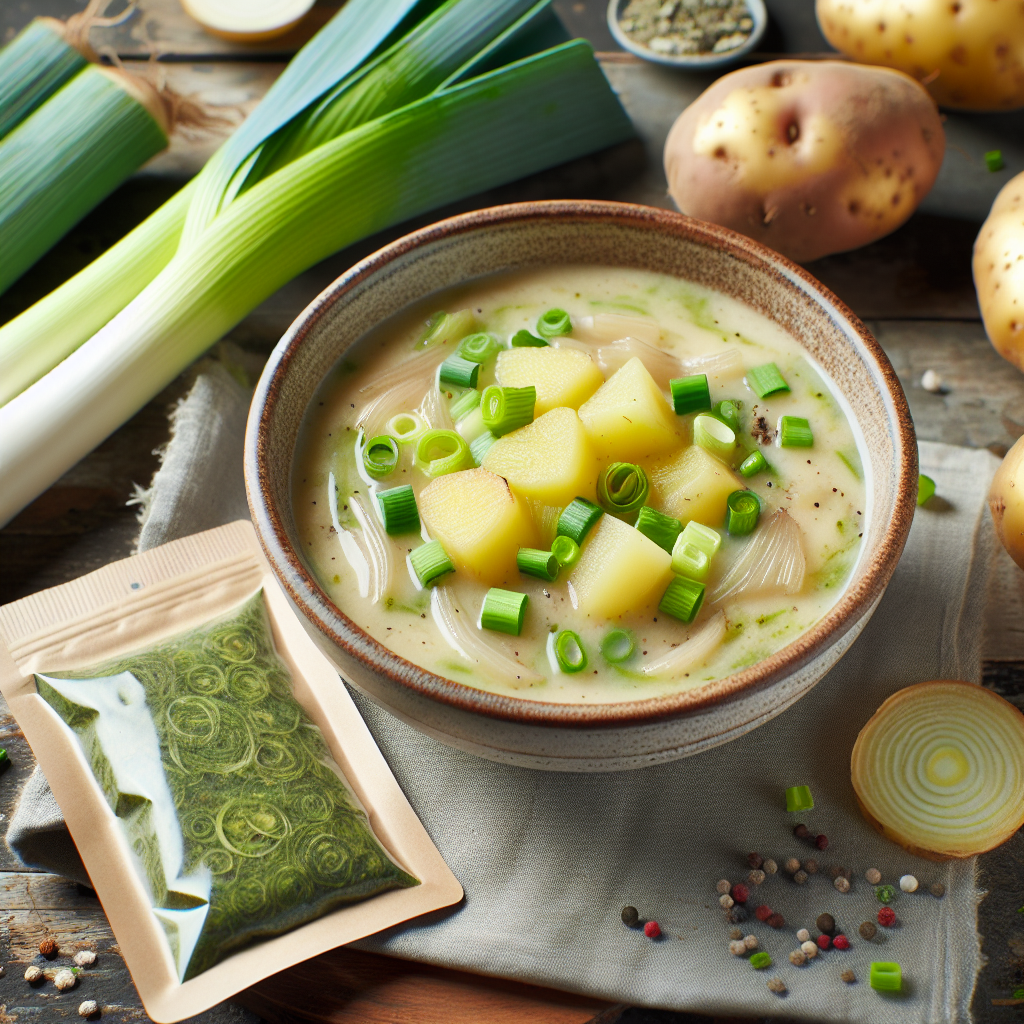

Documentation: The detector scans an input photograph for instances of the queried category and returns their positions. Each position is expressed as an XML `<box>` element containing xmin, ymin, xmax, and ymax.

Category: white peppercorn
<box><xmin>865</xmin><ymin>867</ymin><xmax>882</xmax><ymax>884</ymax></box>
<box><xmin>747</xmin><ymin>869</ymin><xmax>765</xmax><ymax>885</ymax></box>
<box><xmin>54</xmin><ymin>969</ymin><xmax>77</xmax><ymax>992</ymax></box>
<box><xmin>767</xmin><ymin>977</ymin><xmax>787</xmax><ymax>994</ymax></box>
<box><xmin>729</xmin><ymin>927</ymin><xmax>743</xmax><ymax>940</ymax></box>
<box><xmin>784</xmin><ymin>857</ymin><xmax>801</xmax><ymax>874</ymax></box>
<box><xmin>24</xmin><ymin>965</ymin><xmax>43</xmax><ymax>983</ymax></box>
<box><xmin>900</xmin><ymin>874</ymin><xmax>919</xmax><ymax>893</ymax></box>
<box><xmin>789</xmin><ymin>949</ymin><xmax>806</xmax><ymax>966</ymax></box>
<box><xmin>74</xmin><ymin>950</ymin><xmax>97</xmax><ymax>967</ymax></box>
<box><xmin>743</xmin><ymin>934</ymin><xmax>758</xmax><ymax>951</ymax></box>
<box><xmin>796</xmin><ymin>927</ymin><xmax>810</xmax><ymax>943</ymax></box>
<box><xmin>716</xmin><ymin>878</ymin><xmax>732</xmax><ymax>894</ymax></box>
<box><xmin>78</xmin><ymin>1000</ymin><xmax>98</xmax><ymax>1018</ymax></box>
<box><xmin>801</xmin><ymin>940</ymin><xmax>819</xmax><ymax>959</ymax></box>
<box><xmin>719</xmin><ymin>893</ymin><xmax>735</xmax><ymax>909</ymax></box>
<box><xmin>763</xmin><ymin>858</ymin><xmax>778</xmax><ymax>875</ymax></box>
<box><xmin>834</xmin><ymin>875</ymin><xmax>851</xmax><ymax>893</ymax></box>
<box><xmin>729</xmin><ymin>939</ymin><xmax>747</xmax><ymax>956</ymax></box>
<box><xmin>793</xmin><ymin>869</ymin><xmax>809</xmax><ymax>885</ymax></box>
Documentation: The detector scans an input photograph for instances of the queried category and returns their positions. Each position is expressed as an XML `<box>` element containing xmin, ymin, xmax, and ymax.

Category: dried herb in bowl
<box><xmin>616</xmin><ymin>0</ymin><xmax>755</xmax><ymax>58</ymax></box>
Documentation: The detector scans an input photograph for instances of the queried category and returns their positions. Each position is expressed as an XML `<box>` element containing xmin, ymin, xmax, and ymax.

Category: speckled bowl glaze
<box><xmin>246</xmin><ymin>201</ymin><xmax>917</xmax><ymax>772</ymax></box>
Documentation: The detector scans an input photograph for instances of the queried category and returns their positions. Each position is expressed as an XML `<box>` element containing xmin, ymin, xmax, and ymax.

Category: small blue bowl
<box><xmin>607</xmin><ymin>0</ymin><xmax>767</xmax><ymax>70</ymax></box>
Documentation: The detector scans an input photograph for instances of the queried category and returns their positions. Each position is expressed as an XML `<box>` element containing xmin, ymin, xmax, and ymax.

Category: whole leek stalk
<box><xmin>0</xmin><ymin>18</ymin><xmax>88</xmax><ymax>140</ymax></box>
<box><xmin>0</xmin><ymin>65</ymin><xmax>169</xmax><ymax>295</ymax></box>
<box><xmin>0</xmin><ymin>41</ymin><xmax>632</xmax><ymax>526</ymax></box>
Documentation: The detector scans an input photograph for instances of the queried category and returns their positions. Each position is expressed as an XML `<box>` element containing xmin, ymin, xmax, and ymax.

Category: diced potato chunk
<box><xmin>482</xmin><ymin>407</ymin><xmax>598</xmax><ymax>509</ymax></box>
<box><xmin>569</xmin><ymin>514</ymin><xmax>673</xmax><ymax>619</ymax></box>
<box><xmin>495</xmin><ymin>346</ymin><xmax>603</xmax><ymax>414</ymax></box>
<box><xmin>577</xmin><ymin>357</ymin><xmax>682</xmax><ymax>460</ymax></box>
<box><xmin>419</xmin><ymin>468</ymin><xmax>536</xmax><ymax>585</ymax></box>
<box><xmin>651</xmin><ymin>444</ymin><xmax>742</xmax><ymax>527</ymax></box>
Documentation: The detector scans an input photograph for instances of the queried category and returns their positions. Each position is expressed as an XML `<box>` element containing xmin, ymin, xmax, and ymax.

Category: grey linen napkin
<box><xmin>8</xmin><ymin>361</ymin><xmax>1003</xmax><ymax>1023</ymax></box>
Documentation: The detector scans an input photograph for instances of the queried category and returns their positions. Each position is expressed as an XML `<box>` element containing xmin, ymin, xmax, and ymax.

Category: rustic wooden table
<box><xmin>1</xmin><ymin>2</ymin><xmax>1022</xmax><ymax>1022</ymax></box>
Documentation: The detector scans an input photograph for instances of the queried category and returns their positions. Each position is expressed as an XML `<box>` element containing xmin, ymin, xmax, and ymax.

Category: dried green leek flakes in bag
<box><xmin>36</xmin><ymin>590</ymin><xmax>417</xmax><ymax>980</ymax></box>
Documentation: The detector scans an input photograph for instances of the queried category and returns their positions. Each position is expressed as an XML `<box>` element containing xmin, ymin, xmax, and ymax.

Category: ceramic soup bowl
<box><xmin>245</xmin><ymin>201</ymin><xmax>917</xmax><ymax>772</ymax></box>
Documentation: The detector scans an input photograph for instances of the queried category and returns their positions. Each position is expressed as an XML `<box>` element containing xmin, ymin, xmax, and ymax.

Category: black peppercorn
<box><xmin>793</xmin><ymin>823</ymin><xmax>811</xmax><ymax>839</ymax></box>
<box><xmin>727</xmin><ymin>904</ymin><xmax>748</xmax><ymax>924</ymax></box>
<box><xmin>747</xmin><ymin>852</ymin><xmax>763</xmax><ymax>869</ymax></box>
<box><xmin>621</xmin><ymin>906</ymin><xmax>639</xmax><ymax>927</ymax></box>
<box><xmin>816</xmin><ymin>912</ymin><xmax>836</xmax><ymax>935</ymax></box>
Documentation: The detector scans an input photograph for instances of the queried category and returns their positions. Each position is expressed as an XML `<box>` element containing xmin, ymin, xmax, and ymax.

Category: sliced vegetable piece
<box><xmin>469</xmin><ymin>430</ymin><xmax>497</xmax><ymax>466</ymax></box>
<box><xmin>852</xmin><ymin>680</ymin><xmax>1024</xmax><ymax>859</ymax></box>
<box><xmin>556</xmin><ymin>497</ymin><xmax>603</xmax><ymax>545</ymax></box>
<box><xmin>710</xmin><ymin>509</ymin><xmax>805</xmax><ymax>601</ymax></box>
<box><xmin>679</xmin><ymin>520</ymin><xmax>721</xmax><ymax>560</ymax></box>
<box><xmin>659</xmin><ymin>575</ymin><xmax>705</xmax><ymax>624</ymax></box>
<box><xmin>634</xmin><ymin>505</ymin><xmax>682</xmax><ymax>553</ymax></box>
<box><xmin>669</xmin><ymin>373</ymin><xmax>711</xmax><ymax>415</ymax></box>
<box><xmin>415</xmin><ymin>428</ymin><xmax>472</xmax><ymax>477</ymax></box>
<box><xmin>510</xmin><ymin>328</ymin><xmax>547</xmax><ymax>347</ymax></box>
<box><xmin>712</xmin><ymin>399</ymin><xmax>741</xmax><ymax>432</ymax></box>
<box><xmin>449</xmin><ymin>388</ymin><xmax>480</xmax><ymax>422</ymax></box>
<box><xmin>536</xmin><ymin>307</ymin><xmax>572</xmax><ymax>339</ymax></box>
<box><xmin>495</xmin><ymin>346</ymin><xmax>602</xmax><ymax>414</ymax></box>
<box><xmin>739</xmin><ymin>449</ymin><xmax>767</xmax><ymax>478</ymax></box>
<box><xmin>362</xmin><ymin>434</ymin><xmax>400</xmax><ymax>478</ymax></box>
<box><xmin>480</xmin><ymin>587</ymin><xmax>528</xmax><ymax>635</ymax></box>
<box><xmin>439</xmin><ymin>354</ymin><xmax>480</xmax><ymax>389</ymax></box>
<box><xmin>671</xmin><ymin>541</ymin><xmax>709</xmax><ymax>582</ymax></box>
<box><xmin>693</xmin><ymin>413</ymin><xmax>736</xmax><ymax>462</ymax></box>
<box><xmin>600</xmin><ymin>628</ymin><xmax>635</xmax><ymax>664</ymax></box>
<box><xmin>421</xmin><ymin>308</ymin><xmax>476</xmax><ymax>349</ymax></box>
<box><xmin>917</xmin><ymin>474</ymin><xmax>936</xmax><ymax>506</ymax></box>
<box><xmin>725</xmin><ymin>489</ymin><xmax>760</xmax><ymax>535</ymax></box>
<box><xmin>376</xmin><ymin>483</ymin><xmax>419</xmax><ymax>534</ymax></box>
<box><xmin>785</xmin><ymin>785</ymin><xmax>814</xmax><ymax>813</ymax></box>
<box><xmin>409</xmin><ymin>539</ymin><xmax>454</xmax><ymax>587</ymax></box>
<box><xmin>481</xmin><ymin>383</ymin><xmax>536</xmax><ymax>436</ymax></box>
<box><xmin>386</xmin><ymin>411</ymin><xmax>426</xmax><ymax>444</ymax></box>
<box><xmin>869</xmin><ymin>963</ymin><xmax>901</xmax><ymax>993</ymax></box>
<box><xmin>568</xmin><ymin>514</ymin><xmax>672</xmax><ymax>618</ymax></box>
<box><xmin>516</xmin><ymin>546</ymin><xmax>558</xmax><ymax>581</ymax></box>
<box><xmin>779</xmin><ymin>415</ymin><xmax>813</xmax><ymax>448</ymax></box>
<box><xmin>551</xmin><ymin>534</ymin><xmax>581</xmax><ymax>568</ymax></box>
<box><xmin>641</xmin><ymin>609</ymin><xmax>725</xmax><ymax>678</ymax></box>
<box><xmin>458</xmin><ymin>332</ymin><xmax>501</xmax><ymax>363</ymax></box>
<box><xmin>597</xmin><ymin>462</ymin><xmax>649</xmax><ymax>519</ymax></box>
<box><xmin>552</xmin><ymin>629</ymin><xmax>587</xmax><ymax>672</ymax></box>
<box><xmin>651</xmin><ymin>444</ymin><xmax>742</xmax><ymax>527</ymax></box>
<box><xmin>746</xmin><ymin>362</ymin><xmax>789</xmax><ymax>398</ymax></box>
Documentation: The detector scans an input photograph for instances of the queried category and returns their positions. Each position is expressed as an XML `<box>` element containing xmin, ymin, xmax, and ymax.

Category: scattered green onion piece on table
<box><xmin>739</xmin><ymin>449</ymin><xmax>767</xmax><ymax>478</ymax></box>
<box><xmin>659</xmin><ymin>575</ymin><xmax>705</xmax><ymax>624</ymax></box>
<box><xmin>725</xmin><ymin>489</ymin><xmax>760</xmax><ymax>535</ymax></box>
<box><xmin>671</xmin><ymin>541</ymin><xmax>709</xmax><ymax>582</ymax></box>
<box><xmin>361</xmin><ymin>434</ymin><xmax>400</xmax><ymax>478</ymax></box>
<box><xmin>917</xmin><ymin>474</ymin><xmax>936</xmax><ymax>506</ymax></box>
<box><xmin>517</xmin><ymin>547</ymin><xmax>559</xmax><ymax>581</ymax></box>
<box><xmin>984</xmin><ymin>150</ymin><xmax>1004</xmax><ymax>173</ymax></box>
<box><xmin>511</xmin><ymin>329</ymin><xmax>547</xmax><ymax>347</ymax></box>
<box><xmin>481</xmin><ymin>384</ymin><xmax>536</xmax><ymax>436</ymax></box>
<box><xmin>869</xmin><ymin>962</ymin><xmax>901</xmax><ymax>992</ymax></box>
<box><xmin>668</xmin><ymin>374</ymin><xmax>711</xmax><ymax>415</ymax></box>
<box><xmin>438</xmin><ymin>354</ymin><xmax>479</xmax><ymax>389</ymax></box>
<box><xmin>536</xmin><ymin>308</ymin><xmax>571</xmax><ymax>339</ymax></box>
<box><xmin>746</xmin><ymin>362</ymin><xmax>790</xmax><ymax>398</ymax></box>
<box><xmin>680</xmin><ymin>521</ymin><xmax>721</xmax><ymax>558</ymax></box>
<box><xmin>597</xmin><ymin>461</ymin><xmax>649</xmax><ymax>518</ymax></box>
<box><xmin>0</xmin><ymin>748</ymin><xmax>8</xmax><ymax>769</ymax></box>
<box><xmin>779</xmin><ymin>415</ymin><xmax>813</xmax><ymax>448</ymax></box>
<box><xmin>785</xmin><ymin>784</ymin><xmax>814</xmax><ymax>813</ymax></box>
<box><xmin>749</xmin><ymin>952</ymin><xmax>772</xmax><ymax>970</ymax></box>
<box><xmin>712</xmin><ymin>399</ymin><xmax>742</xmax><ymax>432</ymax></box>
<box><xmin>693</xmin><ymin>413</ymin><xmax>736</xmax><ymax>462</ymax></box>
<box><xmin>635</xmin><ymin>505</ymin><xmax>682</xmax><ymax>553</ymax></box>
<box><xmin>386</xmin><ymin>411</ymin><xmax>426</xmax><ymax>445</ymax></box>
<box><xmin>415</xmin><ymin>429</ymin><xmax>471</xmax><ymax>477</ymax></box>
<box><xmin>551</xmin><ymin>534</ymin><xmax>581</xmax><ymax>568</ymax></box>
<box><xmin>557</xmin><ymin>497</ymin><xmax>603</xmax><ymax>545</ymax></box>
<box><xmin>600</xmin><ymin>628</ymin><xmax>635</xmax><ymax>664</ymax></box>
<box><xmin>553</xmin><ymin>630</ymin><xmax>587</xmax><ymax>673</ymax></box>
<box><xmin>408</xmin><ymin>539</ymin><xmax>454</xmax><ymax>587</ymax></box>
<box><xmin>480</xmin><ymin>588</ymin><xmax>528</xmax><ymax>636</ymax></box>
<box><xmin>458</xmin><ymin>332</ymin><xmax>501</xmax><ymax>363</ymax></box>
<box><xmin>469</xmin><ymin>430</ymin><xmax>496</xmax><ymax>466</ymax></box>
<box><xmin>376</xmin><ymin>484</ymin><xmax>419</xmax><ymax>535</ymax></box>
<box><xmin>449</xmin><ymin>388</ymin><xmax>480</xmax><ymax>422</ymax></box>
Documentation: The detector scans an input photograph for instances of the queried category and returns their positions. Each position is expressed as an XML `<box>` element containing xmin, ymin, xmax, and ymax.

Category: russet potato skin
<box><xmin>816</xmin><ymin>0</ymin><xmax>1024</xmax><ymax>112</ymax></box>
<box><xmin>664</xmin><ymin>61</ymin><xmax>944</xmax><ymax>263</ymax></box>
<box><xmin>973</xmin><ymin>171</ymin><xmax>1024</xmax><ymax>374</ymax></box>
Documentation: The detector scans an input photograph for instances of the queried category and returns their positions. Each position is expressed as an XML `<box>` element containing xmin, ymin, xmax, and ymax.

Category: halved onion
<box><xmin>852</xmin><ymin>680</ymin><xmax>1024</xmax><ymax>860</ymax></box>
<box><xmin>181</xmin><ymin>0</ymin><xmax>315</xmax><ymax>42</ymax></box>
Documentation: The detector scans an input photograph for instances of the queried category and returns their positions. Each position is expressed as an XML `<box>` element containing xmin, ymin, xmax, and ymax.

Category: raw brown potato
<box><xmin>664</xmin><ymin>61</ymin><xmax>945</xmax><ymax>263</ymax></box>
<box><xmin>816</xmin><ymin>0</ymin><xmax>1024</xmax><ymax>112</ymax></box>
<box><xmin>989</xmin><ymin>433</ymin><xmax>1024</xmax><ymax>572</ymax></box>
<box><xmin>973</xmin><ymin>171</ymin><xmax>1024</xmax><ymax>374</ymax></box>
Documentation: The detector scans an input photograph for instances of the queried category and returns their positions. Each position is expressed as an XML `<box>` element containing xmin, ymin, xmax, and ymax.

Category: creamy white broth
<box><xmin>293</xmin><ymin>266</ymin><xmax>868</xmax><ymax>703</ymax></box>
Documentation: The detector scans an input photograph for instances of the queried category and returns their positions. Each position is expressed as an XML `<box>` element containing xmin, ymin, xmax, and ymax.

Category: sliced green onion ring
<box><xmin>634</xmin><ymin>505</ymin><xmax>681</xmax><ymax>553</ymax></box>
<box><xmin>438</xmin><ymin>354</ymin><xmax>480</xmax><ymax>389</ymax></box>
<box><xmin>917</xmin><ymin>474</ymin><xmax>936</xmax><ymax>506</ymax></box>
<box><xmin>679</xmin><ymin>520</ymin><xmax>721</xmax><ymax>560</ymax></box>
<box><xmin>469</xmin><ymin>430</ymin><xmax>496</xmax><ymax>466</ymax></box>
<box><xmin>659</xmin><ymin>575</ymin><xmax>705</xmax><ymax>624</ymax></box>
<box><xmin>449</xmin><ymin>388</ymin><xmax>480</xmax><ymax>423</ymax></box>
<box><xmin>746</xmin><ymin>362</ymin><xmax>790</xmax><ymax>398</ymax></box>
<box><xmin>386</xmin><ymin>411</ymin><xmax>426</xmax><ymax>445</ymax></box>
<box><xmin>361</xmin><ymin>434</ymin><xmax>400</xmax><ymax>479</ymax></box>
<box><xmin>739</xmin><ymin>449</ymin><xmax>767</xmax><ymax>478</ymax></box>
<box><xmin>552</xmin><ymin>629</ymin><xmax>587</xmax><ymax>673</ymax></box>
<box><xmin>778</xmin><ymin>415</ymin><xmax>813</xmax><ymax>448</ymax></box>
<box><xmin>479</xmin><ymin>588</ymin><xmax>528</xmax><ymax>636</ymax></box>
<box><xmin>713</xmin><ymin>399</ymin><xmax>742</xmax><ymax>432</ymax></box>
<box><xmin>669</xmin><ymin>374</ymin><xmax>711</xmax><ymax>416</ymax></box>
<box><xmin>551</xmin><ymin>534</ymin><xmax>581</xmax><ymax>568</ymax></box>
<box><xmin>600</xmin><ymin>628</ymin><xmax>635</xmax><ymax>664</ymax></box>
<box><xmin>408</xmin><ymin>539</ymin><xmax>454</xmax><ymax>588</ymax></box>
<box><xmin>597</xmin><ymin>462</ymin><xmax>649</xmax><ymax>518</ymax></box>
<box><xmin>556</xmin><ymin>497</ymin><xmax>602</xmax><ymax>545</ymax></box>
<box><xmin>536</xmin><ymin>307</ymin><xmax>572</xmax><ymax>339</ymax></box>
<box><xmin>481</xmin><ymin>384</ymin><xmax>536</xmax><ymax>436</ymax></box>
<box><xmin>671</xmin><ymin>541</ymin><xmax>709</xmax><ymax>582</ymax></box>
<box><xmin>517</xmin><ymin>547</ymin><xmax>558</xmax><ymax>581</ymax></box>
<box><xmin>415</xmin><ymin>429</ymin><xmax>471</xmax><ymax>477</ymax></box>
<box><xmin>693</xmin><ymin>413</ymin><xmax>736</xmax><ymax>462</ymax></box>
<box><xmin>725</xmin><ymin>489</ymin><xmax>760</xmax><ymax>536</ymax></box>
<box><xmin>376</xmin><ymin>484</ymin><xmax>419</xmax><ymax>535</ymax></box>
<box><xmin>458</xmin><ymin>332</ymin><xmax>501</xmax><ymax>363</ymax></box>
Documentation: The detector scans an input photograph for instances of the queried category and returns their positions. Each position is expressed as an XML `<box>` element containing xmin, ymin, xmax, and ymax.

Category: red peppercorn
<box><xmin>877</xmin><ymin>907</ymin><xmax>896</xmax><ymax>927</ymax></box>
<box><xmin>832</xmin><ymin>935</ymin><xmax>851</xmax><ymax>950</ymax></box>
<box><xmin>767</xmin><ymin>913</ymin><xmax>786</xmax><ymax>929</ymax></box>
<box><xmin>816</xmin><ymin>934</ymin><xmax>831</xmax><ymax>950</ymax></box>
<box><xmin>644</xmin><ymin>920</ymin><xmax>661</xmax><ymax>939</ymax></box>
<box><xmin>755</xmin><ymin>905</ymin><xmax>773</xmax><ymax>922</ymax></box>
<box><xmin>814</xmin><ymin>834</ymin><xmax>829</xmax><ymax>851</ymax></box>
<box><xmin>731</xmin><ymin>883</ymin><xmax>750</xmax><ymax>904</ymax></box>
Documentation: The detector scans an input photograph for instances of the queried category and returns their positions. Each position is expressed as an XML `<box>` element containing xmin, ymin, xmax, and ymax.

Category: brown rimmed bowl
<box><xmin>245</xmin><ymin>201</ymin><xmax>917</xmax><ymax>772</ymax></box>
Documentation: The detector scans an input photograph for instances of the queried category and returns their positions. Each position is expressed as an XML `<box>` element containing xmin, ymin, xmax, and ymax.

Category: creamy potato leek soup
<box><xmin>294</xmin><ymin>267</ymin><xmax>868</xmax><ymax>703</ymax></box>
